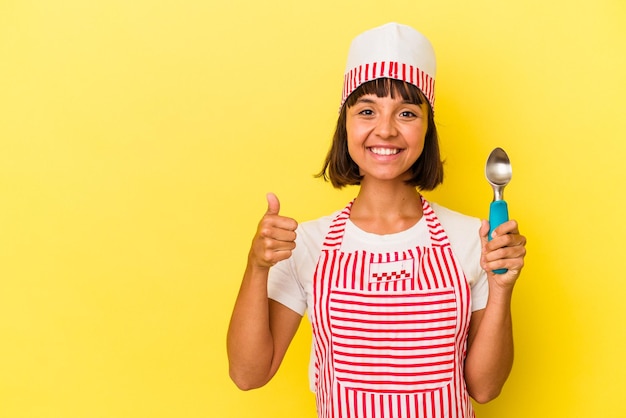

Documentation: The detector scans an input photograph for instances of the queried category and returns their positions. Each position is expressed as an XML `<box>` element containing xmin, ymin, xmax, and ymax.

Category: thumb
<box><xmin>479</xmin><ymin>219</ymin><xmax>490</xmax><ymax>245</ymax></box>
<box><xmin>265</xmin><ymin>192</ymin><xmax>280</xmax><ymax>215</ymax></box>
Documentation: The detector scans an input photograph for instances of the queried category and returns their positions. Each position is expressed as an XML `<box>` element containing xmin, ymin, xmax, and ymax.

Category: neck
<box><xmin>350</xmin><ymin>181</ymin><xmax>423</xmax><ymax>234</ymax></box>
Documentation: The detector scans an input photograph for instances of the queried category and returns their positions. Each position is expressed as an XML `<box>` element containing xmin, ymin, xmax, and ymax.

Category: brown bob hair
<box><xmin>316</xmin><ymin>78</ymin><xmax>444</xmax><ymax>190</ymax></box>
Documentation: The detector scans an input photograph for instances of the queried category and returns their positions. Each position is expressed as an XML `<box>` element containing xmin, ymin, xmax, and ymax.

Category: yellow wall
<box><xmin>1</xmin><ymin>0</ymin><xmax>625</xmax><ymax>417</ymax></box>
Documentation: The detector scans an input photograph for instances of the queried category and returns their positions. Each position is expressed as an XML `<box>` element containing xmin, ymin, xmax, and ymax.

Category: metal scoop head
<box><xmin>485</xmin><ymin>147</ymin><xmax>512</xmax><ymax>201</ymax></box>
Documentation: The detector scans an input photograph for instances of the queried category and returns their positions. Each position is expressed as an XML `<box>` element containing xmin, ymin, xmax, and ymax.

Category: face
<box><xmin>345</xmin><ymin>93</ymin><xmax>428</xmax><ymax>184</ymax></box>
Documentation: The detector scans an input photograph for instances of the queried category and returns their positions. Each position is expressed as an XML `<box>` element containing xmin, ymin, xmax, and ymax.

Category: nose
<box><xmin>374</xmin><ymin>113</ymin><xmax>397</xmax><ymax>138</ymax></box>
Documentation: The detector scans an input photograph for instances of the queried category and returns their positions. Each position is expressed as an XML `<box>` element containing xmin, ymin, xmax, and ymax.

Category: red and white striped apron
<box><xmin>312</xmin><ymin>197</ymin><xmax>474</xmax><ymax>418</ymax></box>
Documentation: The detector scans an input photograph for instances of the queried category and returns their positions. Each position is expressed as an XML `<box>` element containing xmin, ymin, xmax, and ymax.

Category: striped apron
<box><xmin>312</xmin><ymin>197</ymin><xmax>474</xmax><ymax>418</ymax></box>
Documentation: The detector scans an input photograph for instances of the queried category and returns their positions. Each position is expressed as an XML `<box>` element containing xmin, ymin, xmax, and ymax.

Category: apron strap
<box><xmin>421</xmin><ymin>196</ymin><xmax>452</xmax><ymax>248</ymax></box>
<box><xmin>320</xmin><ymin>200</ymin><xmax>354</xmax><ymax>251</ymax></box>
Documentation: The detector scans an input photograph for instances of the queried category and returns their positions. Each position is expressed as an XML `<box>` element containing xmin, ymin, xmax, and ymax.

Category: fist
<box><xmin>479</xmin><ymin>219</ymin><xmax>527</xmax><ymax>287</ymax></box>
<box><xmin>249</xmin><ymin>193</ymin><xmax>298</xmax><ymax>268</ymax></box>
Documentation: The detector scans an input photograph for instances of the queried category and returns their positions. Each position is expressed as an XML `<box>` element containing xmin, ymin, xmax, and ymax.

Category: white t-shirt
<box><xmin>267</xmin><ymin>201</ymin><xmax>489</xmax><ymax>391</ymax></box>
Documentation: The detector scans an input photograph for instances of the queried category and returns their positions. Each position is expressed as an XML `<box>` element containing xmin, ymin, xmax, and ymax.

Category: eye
<box><xmin>400</xmin><ymin>110</ymin><xmax>417</xmax><ymax>118</ymax></box>
<box><xmin>358</xmin><ymin>108</ymin><xmax>374</xmax><ymax>116</ymax></box>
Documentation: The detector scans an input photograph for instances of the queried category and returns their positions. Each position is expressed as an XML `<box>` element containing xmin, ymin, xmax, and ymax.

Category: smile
<box><xmin>369</xmin><ymin>147</ymin><xmax>401</xmax><ymax>156</ymax></box>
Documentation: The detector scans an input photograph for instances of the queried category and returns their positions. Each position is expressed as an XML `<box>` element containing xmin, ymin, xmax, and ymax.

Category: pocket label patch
<box><xmin>368</xmin><ymin>259</ymin><xmax>414</xmax><ymax>283</ymax></box>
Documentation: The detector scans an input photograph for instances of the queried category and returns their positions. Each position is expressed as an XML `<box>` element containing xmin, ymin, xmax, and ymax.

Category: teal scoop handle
<box><xmin>488</xmin><ymin>200</ymin><xmax>509</xmax><ymax>274</ymax></box>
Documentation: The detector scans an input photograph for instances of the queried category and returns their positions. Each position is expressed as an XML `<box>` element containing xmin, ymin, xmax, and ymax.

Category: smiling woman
<box><xmin>227</xmin><ymin>22</ymin><xmax>527</xmax><ymax>418</ymax></box>
<box><xmin>1</xmin><ymin>1</ymin><xmax>625</xmax><ymax>417</ymax></box>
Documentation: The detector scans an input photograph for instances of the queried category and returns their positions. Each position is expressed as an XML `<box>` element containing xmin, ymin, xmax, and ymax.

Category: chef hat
<box><xmin>341</xmin><ymin>22</ymin><xmax>436</xmax><ymax>110</ymax></box>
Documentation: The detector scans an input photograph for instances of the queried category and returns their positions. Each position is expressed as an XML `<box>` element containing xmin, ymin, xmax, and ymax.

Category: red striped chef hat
<box><xmin>341</xmin><ymin>22</ymin><xmax>436</xmax><ymax>111</ymax></box>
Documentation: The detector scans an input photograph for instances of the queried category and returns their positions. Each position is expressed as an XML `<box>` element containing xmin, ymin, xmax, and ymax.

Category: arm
<box><xmin>464</xmin><ymin>219</ymin><xmax>526</xmax><ymax>403</ymax></box>
<box><xmin>227</xmin><ymin>193</ymin><xmax>302</xmax><ymax>390</ymax></box>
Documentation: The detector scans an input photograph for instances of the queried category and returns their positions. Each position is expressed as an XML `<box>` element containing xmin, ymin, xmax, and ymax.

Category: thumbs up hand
<box><xmin>248</xmin><ymin>193</ymin><xmax>298</xmax><ymax>269</ymax></box>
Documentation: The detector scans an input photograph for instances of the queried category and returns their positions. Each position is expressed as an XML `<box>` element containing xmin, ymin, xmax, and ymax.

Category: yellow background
<box><xmin>1</xmin><ymin>0</ymin><xmax>625</xmax><ymax>417</ymax></box>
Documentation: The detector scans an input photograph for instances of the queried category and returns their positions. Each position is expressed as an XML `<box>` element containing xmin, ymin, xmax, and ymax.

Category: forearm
<box><xmin>227</xmin><ymin>193</ymin><xmax>301</xmax><ymax>390</ymax></box>
<box><xmin>464</xmin><ymin>285</ymin><xmax>514</xmax><ymax>403</ymax></box>
<box><xmin>227</xmin><ymin>263</ymin><xmax>275</xmax><ymax>390</ymax></box>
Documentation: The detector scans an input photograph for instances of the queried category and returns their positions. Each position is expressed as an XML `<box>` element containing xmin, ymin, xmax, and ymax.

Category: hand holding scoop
<box><xmin>485</xmin><ymin>147</ymin><xmax>512</xmax><ymax>274</ymax></box>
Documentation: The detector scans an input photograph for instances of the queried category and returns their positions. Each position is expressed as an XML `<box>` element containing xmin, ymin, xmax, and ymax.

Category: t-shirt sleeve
<box><xmin>267</xmin><ymin>257</ymin><xmax>307</xmax><ymax>316</ymax></box>
<box><xmin>470</xmin><ymin>269</ymin><xmax>488</xmax><ymax>311</ymax></box>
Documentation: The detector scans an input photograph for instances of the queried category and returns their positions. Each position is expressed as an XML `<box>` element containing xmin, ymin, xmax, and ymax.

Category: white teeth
<box><xmin>370</xmin><ymin>147</ymin><xmax>400</xmax><ymax>156</ymax></box>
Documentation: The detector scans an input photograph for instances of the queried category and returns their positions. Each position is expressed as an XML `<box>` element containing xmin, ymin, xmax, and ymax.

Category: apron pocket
<box><xmin>328</xmin><ymin>287</ymin><xmax>457</xmax><ymax>394</ymax></box>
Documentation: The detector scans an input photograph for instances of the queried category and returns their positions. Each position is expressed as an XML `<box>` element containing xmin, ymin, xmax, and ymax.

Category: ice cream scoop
<box><xmin>485</xmin><ymin>147</ymin><xmax>512</xmax><ymax>274</ymax></box>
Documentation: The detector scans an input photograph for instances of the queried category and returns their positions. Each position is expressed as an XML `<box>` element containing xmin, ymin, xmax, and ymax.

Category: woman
<box><xmin>227</xmin><ymin>22</ymin><xmax>527</xmax><ymax>418</ymax></box>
